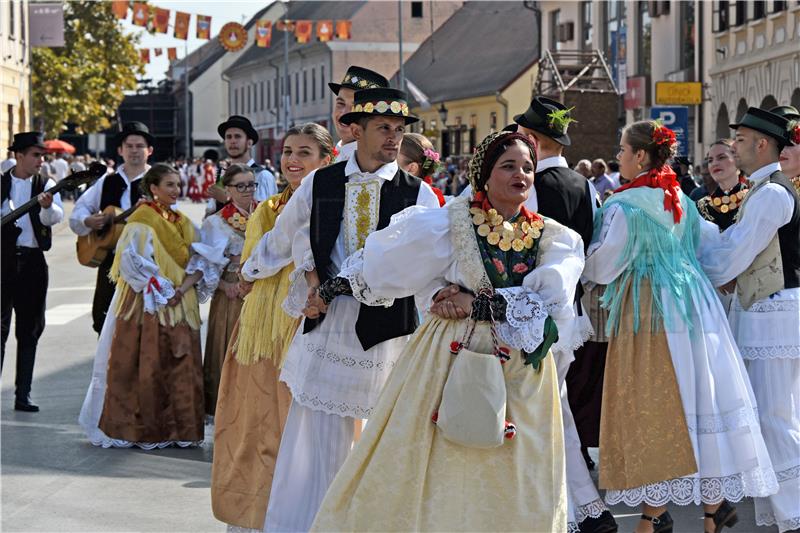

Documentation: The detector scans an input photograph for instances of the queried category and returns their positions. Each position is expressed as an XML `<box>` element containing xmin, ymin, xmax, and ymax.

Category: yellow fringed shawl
<box><xmin>234</xmin><ymin>188</ymin><xmax>300</xmax><ymax>365</ymax></box>
<box><xmin>109</xmin><ymin>204</ymin><xmax>201</xmax><ymax>330</ymax></box>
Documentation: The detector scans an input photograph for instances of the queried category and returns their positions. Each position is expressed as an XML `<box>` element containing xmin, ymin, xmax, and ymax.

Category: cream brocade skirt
<box><xmin>311</xmin><ymin>316</ymin><xmax>567</xmax><ymax>532</ymax></box>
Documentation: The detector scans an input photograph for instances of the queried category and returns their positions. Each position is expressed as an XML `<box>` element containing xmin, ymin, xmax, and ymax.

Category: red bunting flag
<box><xmin>174</xmin><ymin>11</ymin><xmax>190</xmax><ymax>40</ymax></box>
<box><xmin>167</xmin><ymin>47</ymin><xmax>177</xmax><ymax>61</ymax></box>
<box><xmin>275</xmin><ymin>20</ymin><xmax>295</xmax><ymax>32</ymax></box>
<box><xmin>131</xmin><ymin>3</ymin><xmax>149</xmax><ymax>27</ymax></box>
<box><xmin>256</xmin><ymin>20</ymin><xmax>272</xmax><ymax>48</ymax></box>
<box><xmin>196</xmin><ymin>15</ymin><xmax>212</xmax><ymax>39</ymax></box>
<box><xmin>139</xmin><ymin>49</ymin><xmax>150</xmax><ymax>64</ymax></box>
<box><xmin>153</xmin><ymin>7</ymin><xmax>170</xmax><ymax>33</ymax></box>
<box><xmin>317</xmin><ymin>20</ymin><xmax>333</xmax><ymax>42</ymax></box>
<box><xmin>335</xmin><ymin>20</ymin><xmax>352</xmax><ymax>40</ymax></box>
<box><xmin>154</xmin><ymin>48</ymin><xmax>163</xmax><ymax>56</ymax></box>
<box><xmin>295</xmin><ymin>20</ymin><xmax>312</xmax><ymax>44</ymax></box>
<box><xmin>111</xmin><ymin>0</ymin><xmax>128</xmax><ymax>20</ymax></box>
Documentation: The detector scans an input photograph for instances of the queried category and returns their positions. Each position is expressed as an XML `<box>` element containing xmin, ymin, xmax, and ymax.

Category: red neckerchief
<box><xmin>614</xmin><ymin>166</ymin><xmax>684</xmax><ymax>224</ymax></box>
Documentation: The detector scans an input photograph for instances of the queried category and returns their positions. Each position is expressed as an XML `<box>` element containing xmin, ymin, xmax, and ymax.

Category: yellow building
<box><xmin>1</xmin><ymin>0</ymin><xmax>31</xmax><ymax>153</ymax></box>
<box><xmin>398</xmin><ymin>2</ymin><xmax>540</xmax><ymax>159</ymax></box>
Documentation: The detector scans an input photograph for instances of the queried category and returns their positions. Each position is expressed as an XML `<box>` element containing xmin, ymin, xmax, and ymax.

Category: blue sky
<box><xmin>120</xmin><ymin>1</ymin><xmax>270</xmax><ymax>83</ymax></box>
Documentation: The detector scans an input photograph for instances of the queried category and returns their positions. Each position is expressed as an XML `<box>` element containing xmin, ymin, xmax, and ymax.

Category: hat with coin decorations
<box><xmin>327</xmin><ymin>65</ymin><xmax>389</xmax><ymax>95</ymax></box>
<box><xmin>338</xmin><ymin>88</ymin><xmax>419</xmax><ymax>125</ymax></box>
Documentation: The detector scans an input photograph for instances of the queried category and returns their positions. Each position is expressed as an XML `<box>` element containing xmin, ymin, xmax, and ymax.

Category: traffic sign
<box><xmin>650</xmin><ymin>106</ymin><xmax>689</xmax><ymax>157</ymax></box>
<box><xmin>655</xmin><ymin>82</ymin><xmax>702</xmax><ymax>105</ymax></box>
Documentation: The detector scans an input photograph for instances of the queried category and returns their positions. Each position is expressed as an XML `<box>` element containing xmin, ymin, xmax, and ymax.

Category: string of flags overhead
<box><xmin>112</xmin><ymin>0</ymin><xmax>353</xmax><ymax>64</ymax></box>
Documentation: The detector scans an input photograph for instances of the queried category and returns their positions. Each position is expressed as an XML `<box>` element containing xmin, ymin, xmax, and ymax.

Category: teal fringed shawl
<box><xmin>596</xmin><ymin>188</ymin><xmax>708</xmax><ymax>336</ymax></box>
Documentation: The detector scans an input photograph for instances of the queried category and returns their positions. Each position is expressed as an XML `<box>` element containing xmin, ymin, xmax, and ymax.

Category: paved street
<box><xmin>1</xmin><ymin>201</ymin><xmax>765</xmax><ymax>532</ymax></box>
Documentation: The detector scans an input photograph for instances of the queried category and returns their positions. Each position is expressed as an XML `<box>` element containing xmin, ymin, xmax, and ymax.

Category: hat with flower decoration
<box><xmin>328</xmin><ymin>66</ymin><xmax>389</xmax><ymax>95</ymax></box>
<box><xmin>339</xmin><ymin>88</ymin><xmax>419</xmax><ymax>125</ymax></box>
<box><xmin>730</xmin><ymin>107</ymin><xmax>789</xmax><ymax>148</ymax></box>
<box><xmin>769</xmin><ymin>105</ymin><xmax>800</xmax><ymax>146</ymax></box>
<box><xmin>513</xmin><ymin>96</ymin><xmax>577</xmax><ymax>146</ymax></box>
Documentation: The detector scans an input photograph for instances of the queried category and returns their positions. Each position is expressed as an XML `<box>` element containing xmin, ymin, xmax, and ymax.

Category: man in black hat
<box><xmin>700</xmin><ymin>106</ymin><xmax>800</xmax><ymax>533</ymax></box>
<box><xmin>69</xmin><ymin>121</ymin><xmax>153</xmax><ymax>334</ymax></box>
<box><xmin>328</xmin><ymin>65</ymin><xmax>390</xmax><ymax>163</ymax></box>
<box><xmin>1</xmin><ymin>132</ymin><xmax>64</xmax><ymax>412</ymax></box>
<box><xmin>241</xmin><ymin>87</ymin><xmax>440</xmax><ymax>532</ymax></box>
<box><xmin>213</xmin><ymin>115</ymin><xmax>276</xmax><ymax>207</ymax></box>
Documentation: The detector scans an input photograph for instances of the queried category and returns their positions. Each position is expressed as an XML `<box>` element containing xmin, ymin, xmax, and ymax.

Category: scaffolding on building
<box><xmin>535</xmin><ymin>49</ymin><xmax>619</xmax><ymax>97</ymax></box>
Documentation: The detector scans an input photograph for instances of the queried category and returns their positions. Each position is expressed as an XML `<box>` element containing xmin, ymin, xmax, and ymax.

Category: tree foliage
<box><xmin>32</xmin><ymin>1</ymin><xmax>144</xmax><ymax>137</ymax></box>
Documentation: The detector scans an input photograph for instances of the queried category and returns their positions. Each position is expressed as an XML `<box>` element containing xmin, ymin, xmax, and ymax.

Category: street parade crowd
<box><xmin>2</xmin><ymin>64</ymin><xmax>800</xmax><ymax>533</ymax></box>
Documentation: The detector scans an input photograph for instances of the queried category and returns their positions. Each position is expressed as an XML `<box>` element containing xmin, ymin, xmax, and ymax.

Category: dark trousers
<box><xmin>92</xmin><ymin>253</ymin><xmax>116</xmax><ymax>334</ymax></box>
<box><xmin>1</xmin><ymin>248</ymin><xmax>48</xmax><ymax>400</ymax></box>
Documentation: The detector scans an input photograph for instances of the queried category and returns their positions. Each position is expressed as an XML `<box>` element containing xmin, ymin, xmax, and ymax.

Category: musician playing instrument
<box><xmin>69</xmin><ymin>122</ymin><xmax>153</xmax><ymax>334</ymax></box>
<box><xmin>1</xmin><ymin>132</ymin><xmax>64</xmax><ymax>412</ymax></box>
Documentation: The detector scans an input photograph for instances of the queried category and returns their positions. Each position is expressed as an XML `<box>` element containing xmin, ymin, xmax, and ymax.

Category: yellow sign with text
<box><xmin>656</xmin><ymin>82</ymin><xmax>703</xmax><ymax>105</ymax></box>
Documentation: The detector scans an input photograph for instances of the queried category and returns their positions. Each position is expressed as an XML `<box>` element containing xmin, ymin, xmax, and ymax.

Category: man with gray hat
<box><xmin>69</xmin><ymin>121</ymin><xmax>153</xmax><ymax>334</ymax></box>
<box><xmin>700</xmin><ymin>106</ymin><xmax>800</xmax><ymax>533</ymax></box>
<box><xmin>1</xmin><ymin>132</ymin><xmax>64</xmax><ymax>412</ymax></box>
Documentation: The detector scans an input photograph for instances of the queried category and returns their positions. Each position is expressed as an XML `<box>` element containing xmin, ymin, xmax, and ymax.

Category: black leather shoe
<box><xmin>705</xmin><ymin>501</ymin><xmax>738</xmax><ymax>533</ymax></box>
<box><xmin>578</xmin><ymin>510</ymin><xmax>618</xmax><ymax>533</ymax></box>
<box><xmin>640</xmin><ymin>510</ymin><xmax>673</xmax><ymax>533</ymax></box>
<box><xmin>14</xmin><ymin>399</ymin><xmax>39</xmax><ymax>412</ymax></box>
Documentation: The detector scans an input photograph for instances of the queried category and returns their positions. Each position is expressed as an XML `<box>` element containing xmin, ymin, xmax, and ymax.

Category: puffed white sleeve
<box><xmin>699</xmin><ymin>184</ymin><xmax>794</xmax><ymax>286</ymax></box>
<box><xmin>417</xmin><ymin>181</ymin><xmax>444</xmax><ymax>209</ymax></box>
<box><xmin>185</xmin><ymin>215</ymin><xmax>230</xmax><ymax>302</ymax></box>
<box><xmin>69</xmin><ymin>177</ymin><xmax>104</xmax><ymax>236</ymax></box>
<box><xmin>341</xmin><ymin>205</ymin><xmax>453</xmax><ymax>303</ymax></box>
<box><xmin>38</xmin><ymin>178</ymin><xmax>63</xmax><ymax>226</ymax></box>
<box><xmin>494</xmin><ymin>221</ymin><xmax>585</xmax><ymax>353</ymax></box>
<box><xmin>118</xmin><ymin>224</ymin><xmax>176</xmax><ymax>314</ymax></box>
<box><xmin>583</xmin><ymin>203</ymin><xmax>629</xmax><ymax>285</ymax></box>
<box><xmin>241</xmin><ymin>170</ymin><xmax>314</xmax><ymax>281</ymax></box>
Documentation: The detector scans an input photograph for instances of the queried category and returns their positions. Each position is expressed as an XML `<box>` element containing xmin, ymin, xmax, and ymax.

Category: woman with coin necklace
<box><xmin>697</xmin><ymin>139</ymin><xmax>748</xmax><ymax>230</ymax></box>
<box><xmin>186</xmin><ymin>163</ymin><xmax>258</xmax><ymax>418</ymax></box>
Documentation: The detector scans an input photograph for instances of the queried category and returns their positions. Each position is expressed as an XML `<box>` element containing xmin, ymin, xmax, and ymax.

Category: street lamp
<box><xmin>438</xmin><ymin>102</ymin><xmax>448</xmax><ymax>127</ymax></box>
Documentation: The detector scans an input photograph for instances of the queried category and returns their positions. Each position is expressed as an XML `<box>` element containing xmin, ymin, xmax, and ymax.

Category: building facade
<box><xmin>538</xmin><ymin>0</ymin><xmax>800</xmax><ymax>165</ymax></box>
<box><xmin>1</xmin><ymin>0</ymin><xmax>31</xmax><ymax>153</ymax></box>
<box><xmin>223</xmin><ymin>0</ymin><xmax>461</xmax><ymax>163</ymax></box>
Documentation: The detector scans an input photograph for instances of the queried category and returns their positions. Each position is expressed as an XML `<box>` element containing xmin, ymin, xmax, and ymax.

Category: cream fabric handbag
<box><xmin>436</xmin><ymin>344</ymin><xmax>507</xmax><ymax>449</ymax></box>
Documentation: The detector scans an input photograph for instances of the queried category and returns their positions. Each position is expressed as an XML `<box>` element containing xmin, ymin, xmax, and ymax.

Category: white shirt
<box><xmin>51</xmin><ymin>158</ymin><xmax>69</xmax><ymax>181</ymax></box>
<box><xmin>1</xmin><ymin>172</ymin><xmax>64</xmax><ymax>248</ymax></box>
<box><xmin>248</xmin><ymin>158</ymin><xmax>277</xmax><ymax>201</ymax></box>
<box><xmin>242</xmin><ymin>152</ymin><xmax>440</xmax><ymax>281</ymax></box>
<box><xmin>335</xmin><ymin>140</ymin><xmax>357</xmax><ymax>163</ymax></box>
<box><xmin>69</xmin><ymin>165</ymin><xmax>148</xmax><ymax>236</ymax></box>
<box><xmin>1</xmin><ymin>158</ymin><xmax>17</xmax><ymax>173</ymax></box>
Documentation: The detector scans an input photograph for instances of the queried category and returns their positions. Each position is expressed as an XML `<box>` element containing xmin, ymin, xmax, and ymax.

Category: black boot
<box><xmin>14</xmin><ymin>395</ymin><xmax>39</xmax><ymax>412</ymax></box>
<box><xmin>705</xmin><ymin>501</ymin><xmax>738</xmax><ymax>533</ymax></box>
<box><xmin>578</xmin><ymin>510</ymin><xmax>618</xmax><ymax>533</ymax></box>
<box><xmin>640</xmin><ymin>510</ymin><xmax>673</xmax><ymax>533</ymax></box>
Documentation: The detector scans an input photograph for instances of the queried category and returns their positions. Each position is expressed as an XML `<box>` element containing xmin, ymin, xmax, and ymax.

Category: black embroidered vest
<box><xmin>767</xmin><ymin>171</ymin><xmax>800</xmax><ymax>288</ymax></box>
<box><xmin>304</xmin><ymin>161</ymin><xmax>422</xmax><ymax>350</ymax></box>
<box><xmin>1</xmin><ymin>169</ymin><xmax>52</xmax><ymax>250</ymax></box>
<box><xmin>100</xmin><ymin>172</ymin><xmax>143</xmax><ymax>210</ymax></box>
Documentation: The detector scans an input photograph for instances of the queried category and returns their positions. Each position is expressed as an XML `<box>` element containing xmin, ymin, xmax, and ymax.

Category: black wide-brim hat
<box><xmin>770</xmin><ymin>105</ymin><xmax>800</xmax><ymax>121</ymax></box>
<box><xmin>514</xmin><ymin>96</ymin><xmax>573</xmax><ymax>146</ymax></box>
<box><xmin>116</xmin><ymin>121</ymin><xmax>154</xmax><ymax>146</ymax></box>
<box><xmin>328</xmin><ymin>66</ymin><xmax>389</xmax><ymax>95</ymax></box>
<box><xmin>8</xmin><ymin>131</ymin><xmax>46</xmax><ymax>152</ymax></box>
<box><xmin>730</xmin><ymin>107</ymin><xmax>789</xmax><ymax>146</ymax></box>
<box><xmin>339</xmin><ymin>88</ymin><xmax>419</xmax><ymax>125</ymax></box>
<box><xmin>217</xmin><ymin>115</ymin><xmax>259</xmax><ymax>143</ymax></box>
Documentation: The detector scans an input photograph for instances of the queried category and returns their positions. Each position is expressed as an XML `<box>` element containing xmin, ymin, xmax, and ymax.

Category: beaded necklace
<box><xmin>147</xmin><ymin>200</ymin><xmax>181</xmax><ymax>224</ymax></box>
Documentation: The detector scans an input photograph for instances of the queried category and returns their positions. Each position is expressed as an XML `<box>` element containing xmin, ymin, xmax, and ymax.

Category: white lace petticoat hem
<box><xmin>740</xmin><ymin>345</ymin><xmax>800</xmax><ymax>360</ymax></box>
<box><xmin>756</xmin><ymin>512</ymin><xmax>800</xmax><ymax>533</ymax></box>
<box><xmin>574</xmin><ymin>498</ymin><xmax>608</xmax><ymax>522</ymax></box>
<box><xmin>88</xmin><ymin>436</ymin><xmax>202</xmax><ymax>450</ymax></box>
<box><xmin>566</xmin><ymin>521</ymin><xmax>580</xmax><ymax>533</ymax></box>
<box><xmin>604</xmin><ymin>465</ymin><xmax>778</xmax><ymax>507</ymax></box>
<box><xmin>226</xmin><ymin>525</ymin><xmax>261</xmax><ymax>533</ymax></box>
<box><xmin>281</xmin><ymin>375</ymin><xmax>372</xmax><ymax>419</ymax></box>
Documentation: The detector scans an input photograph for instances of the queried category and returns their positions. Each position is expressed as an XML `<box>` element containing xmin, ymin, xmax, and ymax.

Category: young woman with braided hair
<box><xmin>584</xmin><ymin>120</ymin><xmax>777</xmax><ymax>533</ymax></box>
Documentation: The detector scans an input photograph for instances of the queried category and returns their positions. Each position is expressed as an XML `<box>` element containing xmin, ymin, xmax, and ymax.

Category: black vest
<box><xmin>304</xmin><ymin>161</ymin><xmax>422</xmax><ymax>350</ymax></box>
<box><xmin>99</xmin><ymin>172</ymin><xmax>143</xmax><ymax>210</ymax></box>
<box><xmin>766</xmin><ymin>171</ymin><xmax>800</xmax><ymax>289</ymax></box>
<box><xmin>1</xmin><ymin>169</ymin><xmax>52</xmax><ymax>250</ymax></box>
<box><xmin>534</xmin><ymin>166</ymin><xmax>594</xmax><ymax>251</ymax></box>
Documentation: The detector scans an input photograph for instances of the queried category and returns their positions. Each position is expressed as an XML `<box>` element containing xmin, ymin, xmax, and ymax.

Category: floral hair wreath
<box><xmin>789</xmin><ymin>120</ymin><xmax>800</xmax><ymax>146</ymax></box>
<box><xmin>652</xmin><ymin>120</ymin><xmax>677</xmax><ymax>149</ymax></box>
<box><xmin>420</xmin><ymin>148</ymin><xmax>441</xmax><ymax>178</ymax></box>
